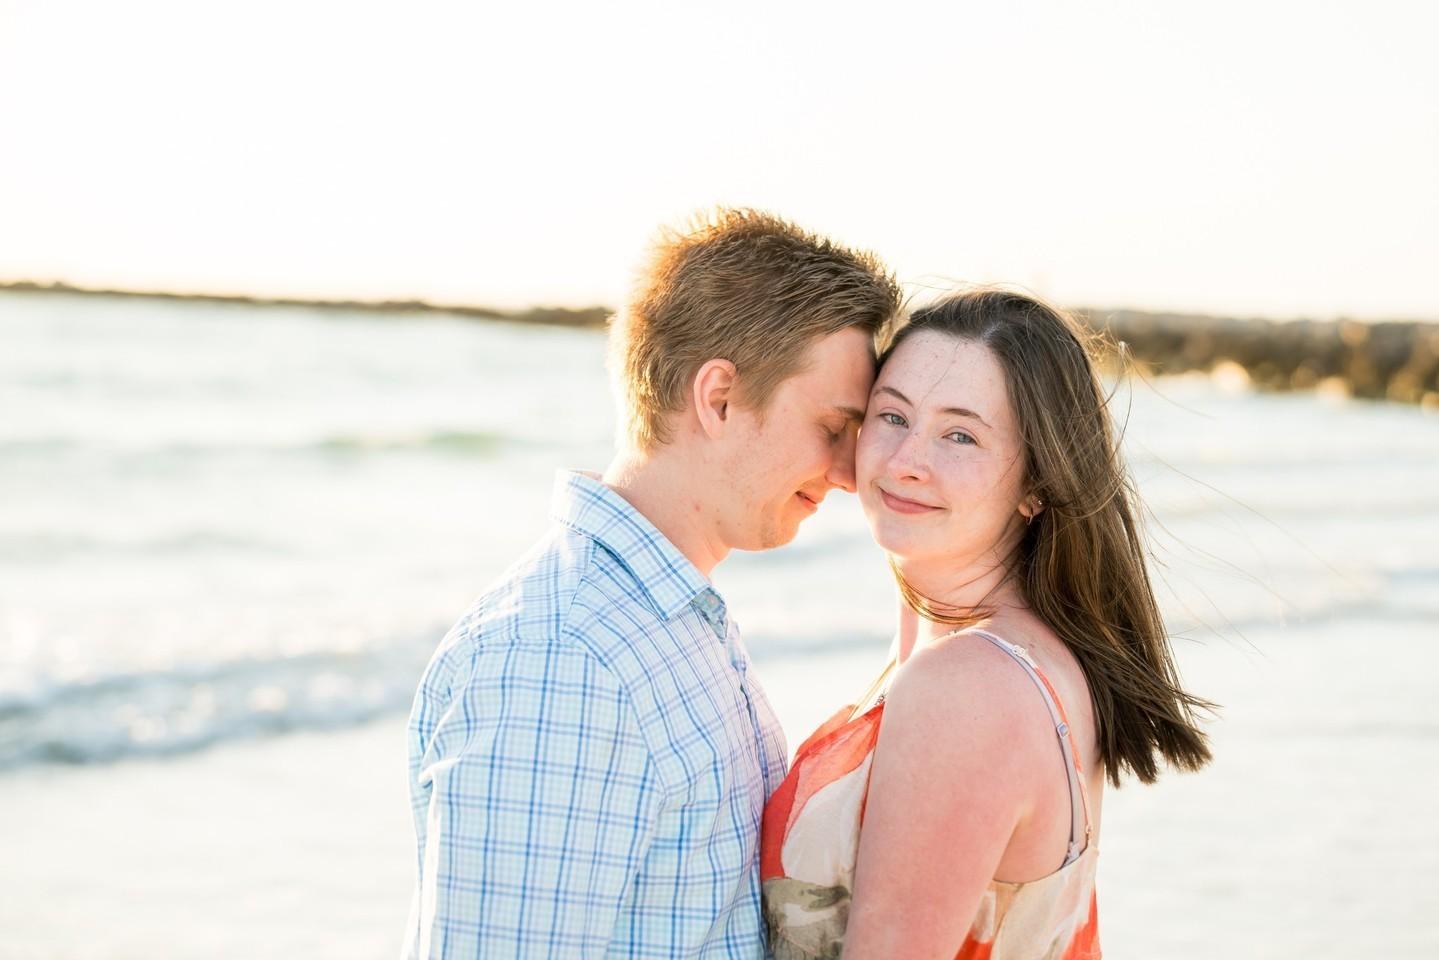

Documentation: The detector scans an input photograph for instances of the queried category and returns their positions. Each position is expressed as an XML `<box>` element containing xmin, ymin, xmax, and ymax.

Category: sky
<box><xmin>2</xmin><ymin>0</ymin><xmax>1436</xmax><ymax>320</ymax></box>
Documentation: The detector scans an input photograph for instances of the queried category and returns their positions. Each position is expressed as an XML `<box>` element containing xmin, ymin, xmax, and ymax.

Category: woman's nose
<box><xmin>886</xmin><ymin>430</ymin><xmax>929</xmax><ymax>481</ymax></box>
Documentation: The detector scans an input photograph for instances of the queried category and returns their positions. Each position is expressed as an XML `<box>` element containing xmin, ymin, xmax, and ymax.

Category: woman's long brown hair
<box><xmin>884</xmin><ymin>288</ymin><xmax>1213</xmax><ymax>785</ymax></box>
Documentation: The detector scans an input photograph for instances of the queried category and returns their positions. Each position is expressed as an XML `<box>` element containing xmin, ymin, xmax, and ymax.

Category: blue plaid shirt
<box><xmin>404</xmin><ymin>470</ymin><xmax>790</xmax><ymax>959</ymax></box>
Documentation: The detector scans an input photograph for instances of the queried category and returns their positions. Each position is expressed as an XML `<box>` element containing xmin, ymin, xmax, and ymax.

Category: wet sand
<box><xmin>2</xmin><ymin>636</ymin><xmax>1436</xmax><ymax>959</ymax></box>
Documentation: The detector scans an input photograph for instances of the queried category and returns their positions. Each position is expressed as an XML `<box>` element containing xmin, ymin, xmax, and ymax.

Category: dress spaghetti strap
<box><xmin>969</xmin><ymin>629</ymin><xmax>1093</xmax><ymax>867</ymax></box>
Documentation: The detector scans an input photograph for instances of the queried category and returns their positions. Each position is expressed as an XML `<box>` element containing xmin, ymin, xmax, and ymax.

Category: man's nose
<box><xmin>825</xmin><ymin>430</ymin><xmax>859</xmax><ymax>493</ymax></box>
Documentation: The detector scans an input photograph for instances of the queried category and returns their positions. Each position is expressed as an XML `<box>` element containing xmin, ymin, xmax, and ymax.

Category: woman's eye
<box><xmin>946</xmin><ymin>430</ymin><xmax>976</xmax><ymax>445</ymax></box>
<box><xmin>879</xmin><ymin>412</ymin><xmax>906</xmax><ymax>427</ymax></box>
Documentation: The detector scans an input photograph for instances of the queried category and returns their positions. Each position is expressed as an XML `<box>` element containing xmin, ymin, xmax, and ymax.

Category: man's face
<box><xmin>718</xmin><ymin>327</ymin><xmax>876</xmax><ymax>550</ymax></box>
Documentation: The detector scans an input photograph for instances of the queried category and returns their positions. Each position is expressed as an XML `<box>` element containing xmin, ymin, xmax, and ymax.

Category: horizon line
<box><xmin>2</xmin><ymin>278</ymin><xmax>1437</xmax><ymax>329</ymax></box>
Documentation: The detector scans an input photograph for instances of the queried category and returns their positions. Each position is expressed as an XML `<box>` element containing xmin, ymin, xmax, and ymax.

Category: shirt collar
<box><xmin>549</xmin><ymin>470</ymin><xmax>724</xmax><ymax>630</ymax></box>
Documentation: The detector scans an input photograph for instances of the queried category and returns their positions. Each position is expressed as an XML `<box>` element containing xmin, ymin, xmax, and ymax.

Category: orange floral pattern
<box><xmin>761</xmin><ymin>690</ymin><xmax>1101</xmax><ymax>960</ymax></box>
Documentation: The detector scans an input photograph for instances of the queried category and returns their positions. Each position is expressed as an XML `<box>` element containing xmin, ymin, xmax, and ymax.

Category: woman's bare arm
<box><xmin>842</xmin><ymin>637</ymin><xmax>1044</xmax><ymax>958</ymax></box>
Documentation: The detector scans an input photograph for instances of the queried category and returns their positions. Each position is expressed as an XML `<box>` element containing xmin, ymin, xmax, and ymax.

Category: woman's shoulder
<box><xmin>879</xmin><ymin>628</ymin><xmax>1055</xmax><ymax>776</ymax></box>
<box><xmin>890</xmin><ymin>624</ymin><xmax>1048</xmax><ymax>705</ymax></box>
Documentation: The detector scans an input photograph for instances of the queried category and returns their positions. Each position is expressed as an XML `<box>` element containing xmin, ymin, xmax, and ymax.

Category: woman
<box><xmin>760</xmin><ymin>289</ymin><xmax>1213</xmax><ymax>959</ymax></box>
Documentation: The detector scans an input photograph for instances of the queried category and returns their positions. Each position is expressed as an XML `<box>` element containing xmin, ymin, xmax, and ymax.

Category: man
<box><xmin>404</xmin><ymin>209</ymin><xmax>900</xmax><ymax>958</ymax></box>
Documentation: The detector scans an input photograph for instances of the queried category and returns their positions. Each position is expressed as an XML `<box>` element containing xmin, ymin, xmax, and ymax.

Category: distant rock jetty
<box><xmin>5</xmin><ymin>281</ymin><xmax>1436</xmax><ymax>408</ymax></box>
<box><xmin>0</xmin><ymin>280</ymin><xmax>611</xmax><ymax>329</ymax></box>
<box><xmin>1078</xmin><ymin>308</ymin><xmax>1439</xmax><ymax>408</ymax></box>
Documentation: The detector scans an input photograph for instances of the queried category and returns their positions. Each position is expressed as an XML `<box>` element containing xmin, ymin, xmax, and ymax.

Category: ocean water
<box><xmin>2</xmin><ymin>290</ymin><xmax>1437</xmax><ymax>957</ymax></box>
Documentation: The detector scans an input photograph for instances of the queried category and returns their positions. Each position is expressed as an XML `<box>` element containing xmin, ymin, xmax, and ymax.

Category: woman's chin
<box><xmin>866</xmin><ymin>522</ymin><xmax>928</xmax><ymax>560</ymax></box>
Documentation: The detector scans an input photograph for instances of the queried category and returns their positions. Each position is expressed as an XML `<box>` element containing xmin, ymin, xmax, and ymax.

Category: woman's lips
<box><xmin>879</xmin><ymin>488</ymin><xmax>941</xmax><ymax>515</ymax></box>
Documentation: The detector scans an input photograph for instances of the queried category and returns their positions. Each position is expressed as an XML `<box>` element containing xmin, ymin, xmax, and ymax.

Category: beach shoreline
<box><xmin>3</xmin><ymin>632</ymin><xmax>1436</xmax><ymax>959</ymax></box>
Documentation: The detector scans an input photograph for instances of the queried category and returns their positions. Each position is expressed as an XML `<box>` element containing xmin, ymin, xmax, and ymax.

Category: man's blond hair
<box><xmin>609</xmin><ymin>208</ymin><xmax>901</xmax><ymax>450</ymax></box>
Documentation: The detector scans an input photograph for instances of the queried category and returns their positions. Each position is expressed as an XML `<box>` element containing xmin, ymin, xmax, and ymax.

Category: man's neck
<box><xmin>602</xmin><ymin>449</ymin><xmax>728</xmax><ymax>579</ymax></box>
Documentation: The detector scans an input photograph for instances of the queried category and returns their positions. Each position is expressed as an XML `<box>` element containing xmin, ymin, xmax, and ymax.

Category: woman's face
<box><xmin>856</xmin><ymin>331</ymin><xmax>1033</xmax><ymax>567</ymax></box>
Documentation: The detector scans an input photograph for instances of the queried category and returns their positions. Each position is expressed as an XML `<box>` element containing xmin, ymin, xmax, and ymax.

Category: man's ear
<box><xmin>692</xmin><ymin>359</ymin><xmax>737</xmax><ymax>440</ymax></box>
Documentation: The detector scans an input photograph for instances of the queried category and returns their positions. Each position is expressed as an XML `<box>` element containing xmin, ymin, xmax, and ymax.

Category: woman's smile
<box><xmin>877</xmin><ymin>486</ymin><xmax>943</xmax><ymax>514</ymax></box>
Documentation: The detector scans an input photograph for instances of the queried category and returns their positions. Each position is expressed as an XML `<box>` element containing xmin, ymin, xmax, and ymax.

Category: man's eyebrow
<box><xmin>832</xmin><ymin>405</ymin><xmax>865</xmax><ymax>423</ymax></box>
<box><xmin>875</xmin><ymin>386</ymin><xmax>990</xmax><ymax>428</ymax></box>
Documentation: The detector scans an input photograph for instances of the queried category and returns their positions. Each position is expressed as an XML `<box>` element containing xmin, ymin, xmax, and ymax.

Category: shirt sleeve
<box><xmin>403</xmin><ymin>634</ymin><xmax>666</xmax><ymax>959</ymax></box>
